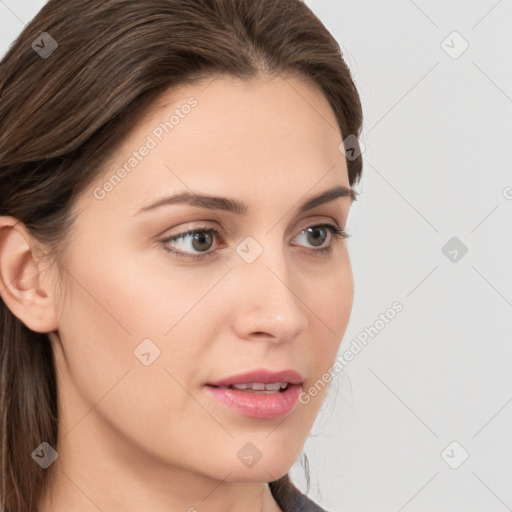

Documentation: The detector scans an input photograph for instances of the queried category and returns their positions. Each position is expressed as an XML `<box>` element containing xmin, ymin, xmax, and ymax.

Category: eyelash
<box><xmin>160</xmin><ymin>222</ymin><xmax>350</xmax><ymax>261</ymax></box>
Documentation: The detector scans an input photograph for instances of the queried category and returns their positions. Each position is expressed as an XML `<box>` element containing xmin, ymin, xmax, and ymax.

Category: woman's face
<box><xmin>49</xmin><ymin>74</ymin><xmax>355</xmax><ymax>486</ymax></box>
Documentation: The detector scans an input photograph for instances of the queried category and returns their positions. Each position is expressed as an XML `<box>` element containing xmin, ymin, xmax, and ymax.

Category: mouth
<box><xmin>203</xmin><ymin>368</ymin><xmax>305</xmax><ymax>419</ymax></box>
<box><xmin>205</xmin><ymin>382</ymin><xmax>292</xmax><ymax>394</ymax></box>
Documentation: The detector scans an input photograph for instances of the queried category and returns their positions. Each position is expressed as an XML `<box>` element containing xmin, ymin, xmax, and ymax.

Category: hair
<box><xmin>0</xmin><ymin>0</ymin><xmax>363</xmax><ymax>510</ymax></box>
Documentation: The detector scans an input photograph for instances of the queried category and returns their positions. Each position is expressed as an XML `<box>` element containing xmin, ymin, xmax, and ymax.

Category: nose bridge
<box><xmin>231</xmin><ymin>232</ymin><xmax>309</xmax><ymax>340</ymax></box>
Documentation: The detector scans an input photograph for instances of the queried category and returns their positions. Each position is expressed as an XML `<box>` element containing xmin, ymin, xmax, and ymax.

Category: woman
<box><xmin>0</xmin><ymin>0</ymin><xmax>363</xmax><ymax>510</ymax></box>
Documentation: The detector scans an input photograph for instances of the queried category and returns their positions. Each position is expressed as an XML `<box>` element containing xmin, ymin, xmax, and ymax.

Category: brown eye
<box><xmin>161</xmin><ymin>224</ymin><xmax>222</xmax><ymax>260</ymax></box>
<box><xmin>186</xmin><ymin>230</ymin><xmax>214</xmax><ymax>252</ymax></box>
<box><xmin>303</xmin><ymin>225</ymin><xmax>329</xmax><ymax>247</ymax></box>
<box><xmin>293</xmin><ymin>223</ymin><xmax>349</xmax><ymax>253</ymax></box>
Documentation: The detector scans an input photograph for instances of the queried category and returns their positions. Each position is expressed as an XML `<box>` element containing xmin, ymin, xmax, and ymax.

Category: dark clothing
<box><xmin>269</xmin><ymin>481</ymin><xmax>327</xmax><ymax>512</ymax></box>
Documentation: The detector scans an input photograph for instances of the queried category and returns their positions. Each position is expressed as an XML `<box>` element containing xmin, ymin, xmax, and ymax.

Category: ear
<box><xmin>0</xmin><ymin>216</ymin><xmax>59</xmax><ymax>333</ymax></box>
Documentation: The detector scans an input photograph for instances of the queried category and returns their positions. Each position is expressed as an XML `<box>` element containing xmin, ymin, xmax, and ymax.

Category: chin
<box><xmin>214</xmin><ymin>441</ymin><xmax>302</xmax><ymax>483</ymax></box>
<box><xmin>222</xmin><ymin>462</ymin><xmax>292</xmax><ymax>484</ymax></box>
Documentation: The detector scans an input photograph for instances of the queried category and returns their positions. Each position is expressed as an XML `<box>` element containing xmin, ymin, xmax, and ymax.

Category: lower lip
<box><xmin>203</xmin><ymin>384</ymin><xmax>302</xmax><ymax>419</ymax></box>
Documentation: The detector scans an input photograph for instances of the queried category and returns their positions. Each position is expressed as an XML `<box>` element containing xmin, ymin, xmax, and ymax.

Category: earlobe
<box><xmin>0</xmin><ymin>216</ymin><xmax>59</xmax><ymax>333</ymax></box>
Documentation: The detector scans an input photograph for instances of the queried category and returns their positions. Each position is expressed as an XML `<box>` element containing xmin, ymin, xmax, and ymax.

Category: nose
<box><xmin>230</xmin><ymin>243</ymin><xmax>309</xmax><ymax>343</ymax></box>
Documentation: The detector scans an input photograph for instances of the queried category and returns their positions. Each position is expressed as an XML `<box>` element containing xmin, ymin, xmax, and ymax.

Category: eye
<box><xmin>293</xmin><ymin>222</ymin><xmax>349</xmax><ymax>256</ymax></box>
<box><xmin>160</xmin><ymin>222</ymin><xmax>350</xmax><ymax>261</ymax></box>
<box><xmin>160</xmin><ymin>222</ymin><xmax>221</xmax><ymax>261</ymax></box>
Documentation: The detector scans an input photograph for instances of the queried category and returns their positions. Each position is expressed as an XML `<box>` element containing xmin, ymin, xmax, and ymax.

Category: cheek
<box><xmin>64</xmin><ymin>239</ymin><xmax>222</xmax><ymax>339</ymax></box>
<box><xmin>298</xmin><ymin>260</ymin><xmax>353</xmax><ymax>408</ymax></box>
<box><xmin>55</xmin><ymin>246</ymin><xmax>229</xmax><ymax>413</ymax></box>
<box><xmin>309</xmin><ymin>258</ymin><xmax>354</xmax><ymax>351</ymax></box>
<box><xmin>55</xmin><ymin>261</ymin><xmax>218</xmax><ymax>466</ymax></box>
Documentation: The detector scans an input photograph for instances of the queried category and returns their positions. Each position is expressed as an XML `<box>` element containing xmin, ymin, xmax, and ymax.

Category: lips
<box><xmin>203</xmin><ymin>368</ymin><xmax>304</xmax><ymax>419</ymax></box>
<box><xmin>206</xmin><ymin>368</ymin><xmax>304</xmax><ymax>388</ymax></box>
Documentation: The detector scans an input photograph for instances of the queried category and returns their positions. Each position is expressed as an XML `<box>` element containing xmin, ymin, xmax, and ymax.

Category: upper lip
<box><xmin>207</xmin><ymin>368</ymin><xmax>304</xmax><ymax>387</ymax></box>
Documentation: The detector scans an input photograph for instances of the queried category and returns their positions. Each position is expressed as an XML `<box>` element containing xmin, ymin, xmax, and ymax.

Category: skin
<box><xmin>0</xmin><ymin>73</ymin><xmax>355</xmax><ymax>511</ymax></box>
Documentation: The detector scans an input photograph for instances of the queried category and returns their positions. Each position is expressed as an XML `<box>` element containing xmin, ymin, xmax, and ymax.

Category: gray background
<box><xmin>1</xmin><ymin>1</ymin><xmax>511</xmax><ymax>511</ymax></box>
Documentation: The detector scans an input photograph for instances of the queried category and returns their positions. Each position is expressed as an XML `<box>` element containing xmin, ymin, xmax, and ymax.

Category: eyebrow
<box><xmin>135</xmin><ymin>185</ymin><xmax>357</xmax><ymax>216</ymax></box>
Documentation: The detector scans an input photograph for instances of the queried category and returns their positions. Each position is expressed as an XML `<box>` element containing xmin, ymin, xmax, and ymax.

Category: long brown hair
<box><xmin>0</xmin><ymin>0</ymin><xmax>363</xmax><ymax>509</ymax></box>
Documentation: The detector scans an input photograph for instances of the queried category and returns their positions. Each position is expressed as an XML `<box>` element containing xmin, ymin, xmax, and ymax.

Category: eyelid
<box><xmin>160</xmin><ymin>215</ymin><xmax>343</xmax><ymax>239</ymax></box>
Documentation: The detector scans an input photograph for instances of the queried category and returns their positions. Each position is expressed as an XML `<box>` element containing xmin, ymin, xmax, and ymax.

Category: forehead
<box><xmin>80</xmin><ymin>74</ymin><xmax>349</xmax><ymax>215</ymax></box>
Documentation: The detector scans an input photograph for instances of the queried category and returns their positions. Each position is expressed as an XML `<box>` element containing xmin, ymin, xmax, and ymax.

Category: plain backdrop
<box><xmin>1</xmin><ymin>1</ymin><xmax>511</xmax><ymax>511</ymax></box>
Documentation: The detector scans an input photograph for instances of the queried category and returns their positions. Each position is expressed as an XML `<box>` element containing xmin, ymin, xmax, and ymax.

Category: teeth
<box><xmin>230</xmin><ymin>382</ymin><xmax>289</xmax><ymax>391</ymax></box>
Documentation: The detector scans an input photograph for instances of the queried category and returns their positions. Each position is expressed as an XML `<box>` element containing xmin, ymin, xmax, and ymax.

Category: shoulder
<box><xmin>269</xmin><ymin>479</ymin><xmax>329</xmax><ymax>512</ymax></box>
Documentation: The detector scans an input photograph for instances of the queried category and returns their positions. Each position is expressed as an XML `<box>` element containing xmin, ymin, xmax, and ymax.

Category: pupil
<box><xmin>308</xmin><ymin>226</ymin><xmax>326</xmax><ymax>247</ymax></box>
<box><xmin>192</xmin><ymin>232</ymin><xmax>212</xmax><ymax>251</ymax></box>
